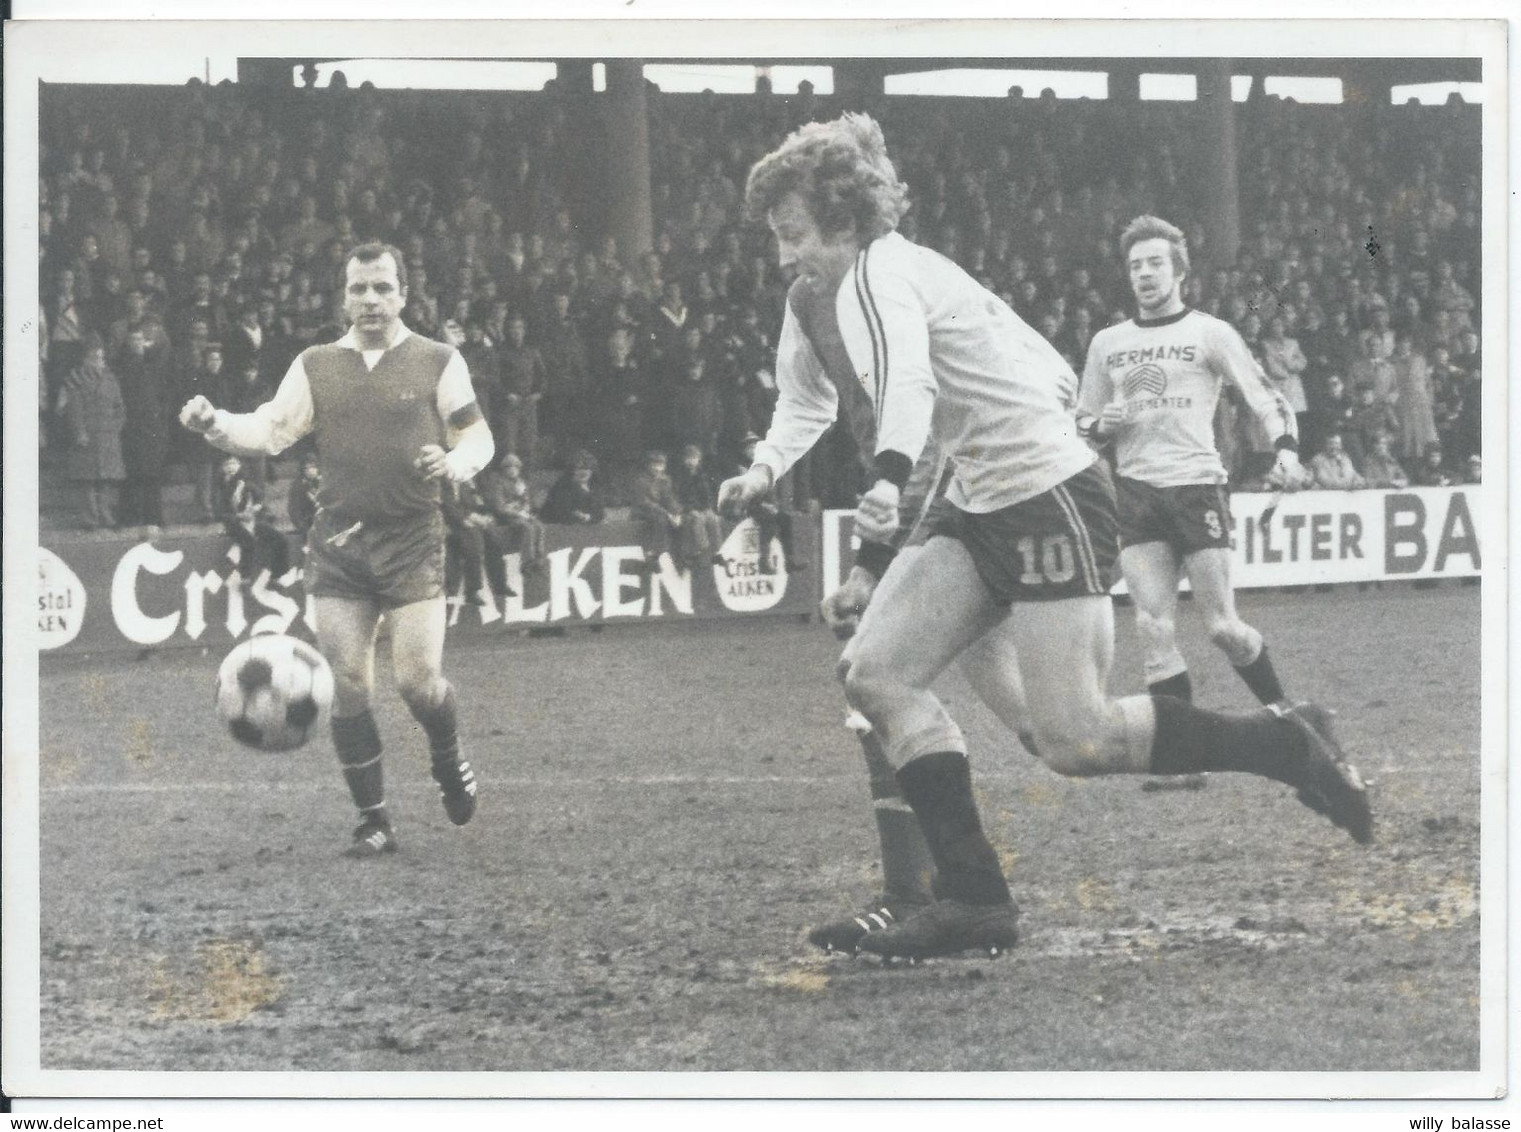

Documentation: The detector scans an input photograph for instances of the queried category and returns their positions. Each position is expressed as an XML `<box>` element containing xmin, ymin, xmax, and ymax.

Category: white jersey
<box><xmin>1078</xmin><ymin>308</ymin><xmax>1296</xmax><ymax>487</ymax></box>
<box><xmin>753</xmin><ymin>231</ymin><xmax>1094</xmax><ymax>514</ymax></box>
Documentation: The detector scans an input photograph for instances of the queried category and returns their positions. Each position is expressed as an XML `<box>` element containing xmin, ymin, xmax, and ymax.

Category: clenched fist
<box><xmin>853</xmin><ymin>479</ymin><xmax>901</xmax><ymax>544</ymax></box>
<box><xmin>179</xmin><ymin>395</ymin><xmax>217</xmax><ymax>434</ymax></box>
<box><xmin>820</xmin><ymin>565</ymin><xmax>878</xmax><ymax>640</ymax></box>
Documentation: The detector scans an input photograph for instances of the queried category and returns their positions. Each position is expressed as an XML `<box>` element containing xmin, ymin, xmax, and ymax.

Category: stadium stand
<box><xmin>37</xmin><ymin>77</ymin><xmax>1482</xmax><ymax>532</ymax></box>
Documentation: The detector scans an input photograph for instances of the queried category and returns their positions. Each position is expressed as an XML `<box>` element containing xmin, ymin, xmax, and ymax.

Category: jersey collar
<box><xmin>1134</xmin><ymin>306</ymin><xmax>1193</xmax><ymax>329</ymax></box>
<box><xmin>337</xmin><ymin>322</ymin><xmax>413</xmax><ymax>351</ymax></box>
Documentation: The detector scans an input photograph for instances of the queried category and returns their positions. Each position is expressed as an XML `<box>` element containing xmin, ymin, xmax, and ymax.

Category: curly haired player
<box><xmin>182</xmin><ymin>242</ymin><xmax>492</xmax><ymax>857</ymax></box>
<box><xmin>720</xmin><ymin>114</ymin><xmax>1371</xmax><ymax>962</ymax></box>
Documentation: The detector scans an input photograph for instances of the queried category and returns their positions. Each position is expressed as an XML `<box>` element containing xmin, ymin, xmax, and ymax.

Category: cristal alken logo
<box><xmin>713</xmin><ymin>518</ymin><xmax>788</xmax><ymax>612</ymax></box>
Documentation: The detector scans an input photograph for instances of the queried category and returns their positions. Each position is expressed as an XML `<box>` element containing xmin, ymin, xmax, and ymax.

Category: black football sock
<box><xmin>895</xmin><ymin>751</ymin><xmax>1012</xmax><ymax>907</ymax></box>
<box><xmin>1148</xmin><ymin>670</ymin><xmax>1194</xmax><ymax>703</ymax></box>
<box><xmin>407</xmin><ymin>684</ymin><xmax>461</xmax><ymax>770</ymax></box>
<box><xmin>1149</xmin><ymin>695</ymin><xmax>1307</xmax><ymax>782</ymax></box>
<box><xmin>1234</xmin><ymin>643</ymin><xmax>1287</xmax><ymax>706</ymax></box>
<box><xmin>858</xmin><ymin>728</ymin><xmax>934</xmax><ymax>904</ymax></box>
<box><xmin>332</xmin><ymin>709</ymin><xmax>386</xmax><ymax>821</ymax></box>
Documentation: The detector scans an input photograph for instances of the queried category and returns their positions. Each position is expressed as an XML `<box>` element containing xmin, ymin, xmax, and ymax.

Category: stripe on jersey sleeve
<box><xmin>853</xmin><ymin>248</ymin><xmax>889</xmax><ymax>430</ymax></box>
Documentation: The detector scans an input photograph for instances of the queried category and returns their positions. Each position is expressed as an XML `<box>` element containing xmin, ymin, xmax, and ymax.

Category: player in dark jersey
<box><xmin>1078</xmin><ymin>215</ymin><xmax>1301</xmax><ymax>710</ymax></box>
<box><xmin>181</xmin><ymin>242</ymin><xmax>494</xmax><ymax>857</ymax></box>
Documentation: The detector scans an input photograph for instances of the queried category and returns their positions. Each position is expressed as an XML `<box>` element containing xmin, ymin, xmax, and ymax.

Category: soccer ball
<box><xmin>215</xmin><ymin>635</ymin><xmax>334</xmax><ymax>752</ymax></box>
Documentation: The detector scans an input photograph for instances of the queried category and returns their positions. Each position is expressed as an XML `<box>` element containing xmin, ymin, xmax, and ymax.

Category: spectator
<box><xmin>107</xmin><ymin>288</ymin><xmax>172</xmax><ymax>362</ymax></box>
<box><xmin>629</xmin><ymin>449</ymin><xmax>683</xmax><ymax>573</ymax></box>
<box><xmin>213</xmin><ymin>455</ymin><xmax>290</xmax><ymax>581</ymax></box>
<box><xmin>177</xmin><ymin>343</ymin><xmax>227</xmax><ymax>520</ymax></box>
<box><xmin>670</xmin><ymin>442</ymin><xmax>724</xmax><ymax>569</ymax></box>
<box><xmin>1261</xmin><ymin>314</ymin><xmax>1309</xmax><ymax>440</ymax></box>
<box><xmin>1412</xmin><ymin>444</ymin><xmax>1455</xmax><ymax>487</ymax></box>
<box><xmin>222</xmin><ymin>302</ymin><xmax>267</xmax><ymax>378</ymax></box>
<box><xmin>440</xmin><ymin>480</ymin><xmax>497</xmax><ymax>614</ymax></box>
<box><xmin>115</xmin><ymin>327</ymin><xmax>171</xmax><ymax>528</ymax></box>
<box><xmin>591</xmin><ymin>325</ymin><xmax>650</xmax><ymax>472</ymax></box>
<box><xmin>1390</xmin><ymin>335</ymin><xmax>1439</xmax><ymax>464</ymax></box>
<box><xmin>651</xmin><ymin>278</ymin><xmax>690</xmax><ymax>362</ymax></box>
<box><xmin>1463</xmin><ymin>454</ymin><xmax>1482</xmax><ymax>485</ymax></box>
<box><xmin>1431</xmin><ymin>260</ymin><xmax>1476</xmax><ymax>329</ymax></box>
<box><xmin>667</xmin><ymin>351</ymin><xmax>722</xmax><ymax>464</ymax></box>
<box><xmin>171</xmin><ymin>271</ymin><xmax>227</xmax><ymax>344</ymax></box>
<box><xmin>1359</xmin><ymin>432</ymin><xmax>1410</xmax><ymax>490</ymax></box>
<box><xmin>477</xmin><ymin>451</ymin><xmax>546</xmax><ymax>572</ymax></box>
<box><xmin>1348</xmin><ymin>382</ymin><xmax>1399</xmax><ymax>471</ymax></box>
<box><xmin>289</xmin><ymin>268</ymin><xmax>329</xmax><ymax>345</ymax></box>
<box><xmin>1349</xmin><ymin>334</ymin><xmax>1398</xmax><ymax>404</ymax></box>
<box><xmin>46</xmin><ymin>270</ymin><xmax>87</xmax><ymax>434</ymax></box>
<box><xmin>536</xmin><ymin>290</ymin><xmax>591</xmax><ymax>458</ymax></box>
<box><xmin>725</xmin><ymin>304</ymin><xmax>777</xmax><ymax>446</ymax></box>
<box><xmin>286</xmin><ymin>454</ymin><xmax>321</xmax><ymax>538</ymax></box>
<box><xmin>1318</xmin><ymin>373</ymin><xmax>1358</xmax><ymax>450</ymax></box>
<box><xmin>222</xmin><ymin>360</ymin><xmax>272</xmax><ymax>487</ymax></box>
<box><xmin>1309</xmin><ymin>432</ymin><xmax>1366</xmax><ymax>491</ymax></box>
<box><xmin>88</xmin><ymin>193</ymin><xmax>134</xmax><ymax>278</ymax></box>
<box><xmin>539</xmin><ymin>449</ymin><xmax>605</xmax><ymax>525</ymax></box>
<box><xmin>494</xmin><ymin>314</ymin><xmax>545</xmax><ymax>473</ymax></box>
<box><xmin>58</xmin><ymin>335</ymin><xmax>126</xmax><ymax>528</ymax></box>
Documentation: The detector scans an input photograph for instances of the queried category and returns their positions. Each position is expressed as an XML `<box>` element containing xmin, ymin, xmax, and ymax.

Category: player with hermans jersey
<box><xmin>181</xmin><ymin>241</ymin><xmax>493</xmax><ymax>858</ymax></box>
<box><xmin>721</xmin><ymin>115</ymin><xmax>1372</xmax><ymax>961</ymax></box>
<box><xmin>1077</xmin><ymin>214</ymin><xmax>1301</xmax><ymax>710</ymax></box>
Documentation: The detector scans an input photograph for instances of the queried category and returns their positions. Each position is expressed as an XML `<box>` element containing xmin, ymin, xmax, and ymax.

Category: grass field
<box><xmin>33</xmin><ymin>582</ymin><xmax>1483</xmax><ymax>1081</ymax></box>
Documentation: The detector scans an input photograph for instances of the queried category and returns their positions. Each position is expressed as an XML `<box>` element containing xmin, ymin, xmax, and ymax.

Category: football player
<box><xmin>182</xmin><ymin>242</ymin><xmax>493</xmax><ymax>857</ymax></box>
<box><xmin>721</xmin><ymin>115</ymin><xmax>1371</xmax><ymax>962</ymax></box>
<box><xmin>1077</xmin><ymin>215</ymin><xmax>1301</xmax><ymax>709</ymax></box>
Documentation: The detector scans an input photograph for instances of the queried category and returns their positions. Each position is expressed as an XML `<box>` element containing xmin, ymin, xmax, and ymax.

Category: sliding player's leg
<box><xmin>843</xmin><ymin>537</ymin><xmax>1019</xmax><ymax>958</ymax></box>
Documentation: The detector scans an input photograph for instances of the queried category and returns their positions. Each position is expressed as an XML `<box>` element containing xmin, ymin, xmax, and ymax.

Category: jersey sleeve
<box><xmin>751</xmin><ymin>302</ymin><xmax>839</xmax><ymax>481</ymax></box>
<box><xmin>435</xmin><ymin>349</ymin><xmax>484</xmax><ymax>428</ymax></box>
<box><xmin>1075</xmin><ymin>330</ymin><xmax>1114</xmax><ymax>419</ymax></box>
<box><xmin>1207</xmin><ymin>318</ymin><xmax>1298</xmax><ymax>447</ymax></box>
<box><xmin>205</xmin><ymin>353</ymin><xmax>315</xmax><ymax>456</ymax></box>
<box><xmin>854</xmin><ymin>250</ymin><xmax>935</xmax><ymax>487</ymax></box>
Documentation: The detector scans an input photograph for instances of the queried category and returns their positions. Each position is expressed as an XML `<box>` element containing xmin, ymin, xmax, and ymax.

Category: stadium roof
<box><xmin>286</xmin><ymin>57</ymin><xmax>1482</xmax><ymax>85</ymax></box>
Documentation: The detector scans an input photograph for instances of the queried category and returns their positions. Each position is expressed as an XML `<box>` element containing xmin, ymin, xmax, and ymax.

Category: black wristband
<box><xmin>872</xmin><ymin>450</ymin><xmax>913</xmax><ymax>490</ymax></box>
<box><xmin>854</xmin><ymin>539</ymin><xmax>898</xmax><ymax>581</ymax></box>
<box><xmin>1274</xmin><ymin>434</ymin><xmax>1299</xmax><ymax>453</ymax></box>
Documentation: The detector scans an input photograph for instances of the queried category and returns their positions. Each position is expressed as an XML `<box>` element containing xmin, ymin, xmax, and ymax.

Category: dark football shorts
<box><xmin>304</xmin><ymin>507</ymin><xmax>447</xmax><ymax>609</ymax></box>
<box><xmin>1115</xmin><ymin>476</ymin><xmax>1233</xmax><ymax>555</ymax></box>
<box><xmin>927</xmin><ymin>460</ymin><xmax>1119</xmax><ymax>604</ymax></box>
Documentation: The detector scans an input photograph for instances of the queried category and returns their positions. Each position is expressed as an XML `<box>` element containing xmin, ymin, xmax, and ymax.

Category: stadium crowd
<box><xmin>38</xmin><ymin>75</ymin><xmax>1483</xmax><ymax>538</ymax></box>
